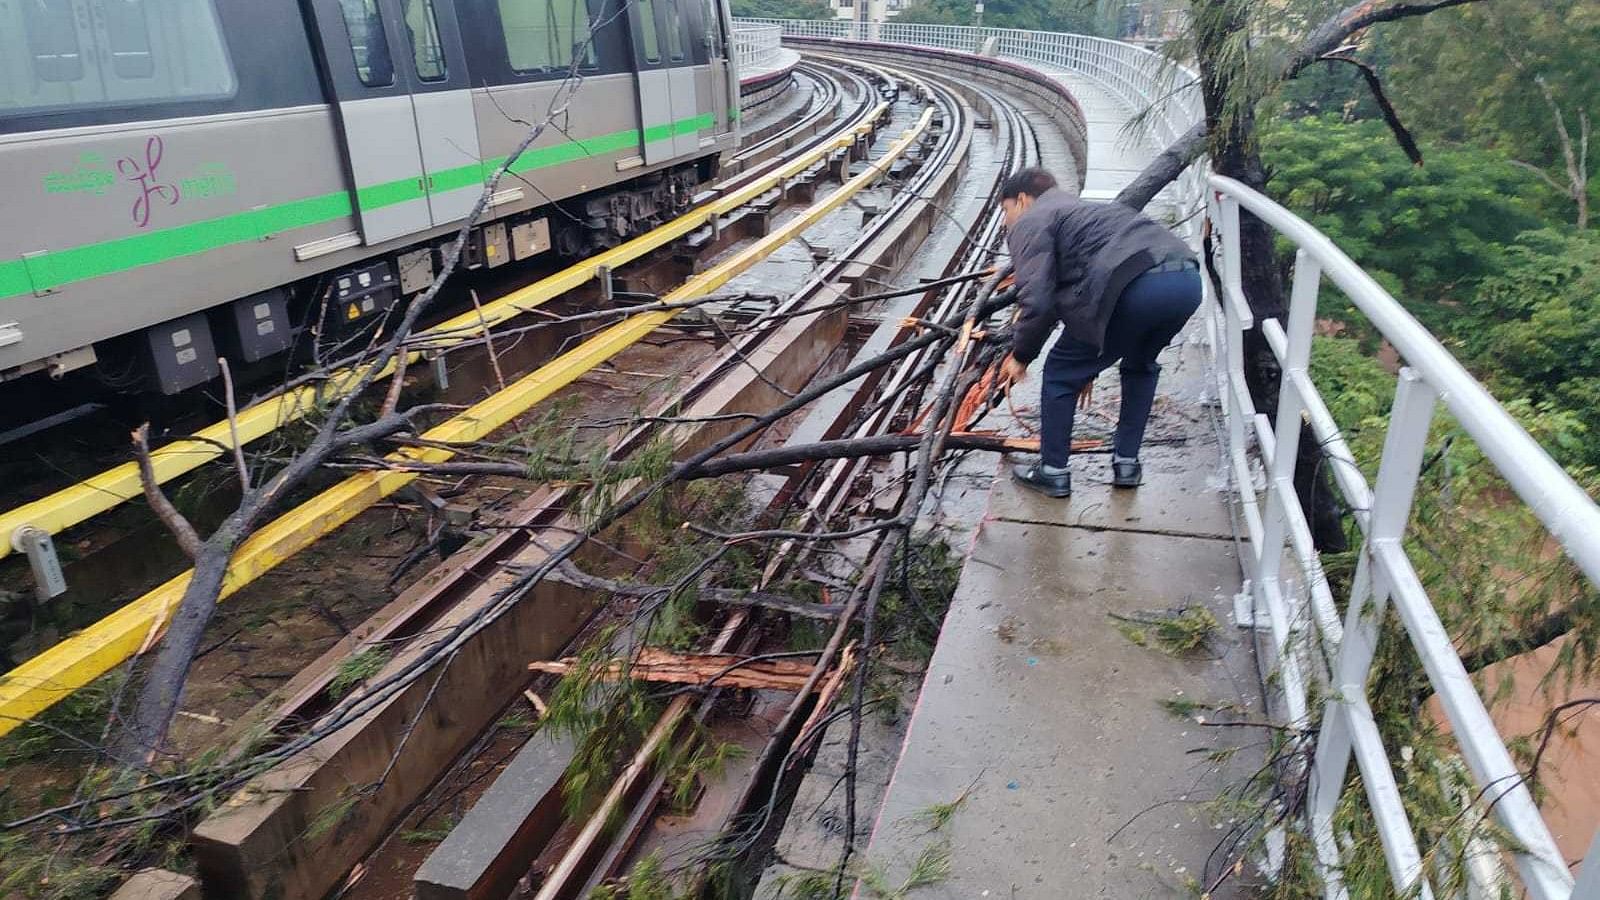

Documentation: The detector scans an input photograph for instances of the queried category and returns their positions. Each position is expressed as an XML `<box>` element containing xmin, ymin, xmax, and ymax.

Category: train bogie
<box><xmin>0</xmin><ymin>0</ymin><xmax>741</xmax><ymax>397</ymax></box>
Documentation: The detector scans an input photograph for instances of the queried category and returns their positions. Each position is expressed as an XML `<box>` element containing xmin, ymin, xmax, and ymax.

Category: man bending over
<box><xmin>998</xmin><ymin>167</ymin><xmax>1201</xmax><ymax>498</ymax></box>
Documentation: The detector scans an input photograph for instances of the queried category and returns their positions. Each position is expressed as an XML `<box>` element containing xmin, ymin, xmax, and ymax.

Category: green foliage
<box><xmin>857</xmin><ymin>840</ymin><xmax>952</xmax><ymax>898</ymax></box>
<box><xmin>0</xmin><ymin>834</ymin><xmax>119</xmax><ymax>900</ymax></box>
<box><xmin>1380</xmin><ymin>0</ymin><xmax>1599</xmax><ymax>196</ymax></box>
<box><xmin>590</xmin><ymin>852</ymin><xmax>682</xmax><ymax>900</ymax></box>
<box><xmin>1112</xmin><ymin>606</ymin><xmax>1218</xmax><ymax>656</ymax></box>
<box><xmin>1307</xmin><ymin>334</ymin><xmax>1394</xmax><ymax>435</ymax></box>
<box><xmin>326</xmin><ymin>648</ymin><xmax>390</xmax><ymax>699</ymax></box>
<box><xmin>1262</xmin><ymin>116</ymin><xmax>1545</xmax><ymax>334</ymax></box>
<box><xmin>912</xmin><ymin>785</ymin><xmax>972</xmax><ymax>832</ymax></box>
<box><xmin>540</xmin><ymin>626</ymin><xmax>659</xmax><ymax>819</ymax></box>
<box><xmin>658</xmin><ymin>728</ymin><xmax>747</xmax><ymax>813</ymax></box>
<box><xmin>1461</xmin><ymin>228</ymin><xmax>1600</xmax><ymax>466</ymax></box>
<box><xmin>895</xmin><ymin>0</ymin><xmax>1106</xmax><ymax>33</ymax></box>
<box><xmin>1311</xmin><ymin>333</ymin><xmax>1599</xmax><ymax>693</ymax></box>
<box><xmin>1240</xmin><ymin>332</ymin><xmax>1600</xmax><ymax>895</ymax></box>
<box><xmin>772</xmin><ymin>871</ymin><xmax>837</xmax><ymax>899</ymax></box>
<box><xmin>399</xmin><ymin>822</ymin><xmax>455</xmax><ymax>843</ymax></box>
<box><xmin>304</xmin><ymin>788</ymin><xmax>363</xmax><ymax>842</ymax></box>
<box><xmin>730</xmin><ymin>0</ymin><xmax>833</xmax><ymax>19</ymax></box>
<box><xmin>0</xmin><ymin>674</ymin><xmax>118</xmax><ymax>766</ymax></box>
<box><xmin>875</xmin><ymin>535</ymin><xmax>961</xmax><ymax>661</ymax></box>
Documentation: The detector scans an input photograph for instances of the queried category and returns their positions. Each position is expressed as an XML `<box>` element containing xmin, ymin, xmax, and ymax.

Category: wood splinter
<box><xmin>528</xmin><ymin>648</ymin><xmax>822</xmax><ymax>692</ymax></box>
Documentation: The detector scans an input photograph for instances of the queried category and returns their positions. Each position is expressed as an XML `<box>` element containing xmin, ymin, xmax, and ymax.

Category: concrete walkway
<box><xmin>854</xmin><ymin>70</ymin><xmax>1266</xmax><ymax>899</ymax></box>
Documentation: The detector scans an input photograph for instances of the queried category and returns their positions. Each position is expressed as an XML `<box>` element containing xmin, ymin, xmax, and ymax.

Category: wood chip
<box><xmin>524</xmin><ymin>689</ymin><xmax>548</xmax><ymax>717</ymax></box>
<box><xmin>798</xmin><ymin>641</ymin><xmax>858</xmax><ymax>743</ymax></box>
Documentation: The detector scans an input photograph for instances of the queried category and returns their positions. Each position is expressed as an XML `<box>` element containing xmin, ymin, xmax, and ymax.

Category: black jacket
<box><xmin>1006</xmin><ymin>188</ymin><xmax>1193</xmax><ymax>363</ymax></box>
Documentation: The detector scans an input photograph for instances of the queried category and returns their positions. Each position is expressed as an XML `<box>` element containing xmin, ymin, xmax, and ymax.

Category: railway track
<box><xmin>0</xmin><ymin>59</ymin><xmax>869</xmax><ymax>580</ymax></box>
<box><xmin>0</xmin><ymin>45</ymin><xmax>1089</xmax><ymax>900</ymax></box>
<box><xmin>332</xmin><ymin>59</ymin><xmax>1055</xmax><ymax>900</ymax></box>
<box><xmin>0</xmin><ymin>58</ymin><xmax>888</xmax><ymax>736</ymax></box>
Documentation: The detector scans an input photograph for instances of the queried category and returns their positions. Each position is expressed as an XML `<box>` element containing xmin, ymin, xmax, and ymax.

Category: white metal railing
<box><xmin>732</xmin><ymin>23</ymin><xmax>784</xmax><ymax>73</ymax></box>
<box><xmin>739</xmin><ymin>18</ymin><xmax>1600</xmax><ymax>899</ymax></box>
<box><xmin>1205</xmin><ymin>176</ymin><xmax>1597</xmax><ymax>900</ymax></box>
<box><xmin>735</xmin><ymin>19</ymin><xmax>1205</xmax><ymax>211</ymax></box>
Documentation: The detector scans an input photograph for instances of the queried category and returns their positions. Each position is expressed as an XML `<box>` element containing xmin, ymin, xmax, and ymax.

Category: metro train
<box><xmin>0</xmin><ymin>0</ymin><xmax>741</xmax><ymax>396</ymax></box>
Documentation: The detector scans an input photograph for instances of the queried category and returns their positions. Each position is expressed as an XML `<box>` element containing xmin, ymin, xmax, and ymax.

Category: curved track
<box><xmin>0</xmin><ymin>47</ymin><xmax>1096</xmax><ymax>900</ymax></box>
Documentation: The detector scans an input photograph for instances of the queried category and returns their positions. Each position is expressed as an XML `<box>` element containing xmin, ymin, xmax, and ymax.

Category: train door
<box><xmin>696</xmin><ymin>0</ymin><xmax>736</xmax><ymax>137</ymax></box>
<box><xmin>307</xmin><ymin>0</ymin><xmax>483</xmax><ymax>245</ymax></box>
<box><xmin>661</xmin><ymin>0</ymin><xmax>700</xmax><ymax>157</ymax></box>
<box><xmin>627</xmin><ymin>0</ymin><xmax>698</xmax><ymax>164</ymax></box>
<box><xmin>397</xmin><ymin>0</ymin><xmax>483</xmax><ymax>225</ymax></box>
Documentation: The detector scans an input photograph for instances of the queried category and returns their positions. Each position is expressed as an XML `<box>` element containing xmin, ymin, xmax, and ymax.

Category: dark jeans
<box><xmin>1039</xmin><ymin>266</ymin><xmax>1202</xmax><ymax>468</ymax></box>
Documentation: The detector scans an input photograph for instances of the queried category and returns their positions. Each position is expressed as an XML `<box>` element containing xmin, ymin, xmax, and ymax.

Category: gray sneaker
<box><xmin>1111</xmin><ymin>458</ymin><xmax>1143</xmax><ymax>488</ymax></box>
<box><xmin>1012</xmin><ymin>463</ymin><xmax>1071</xmax><ymax>498</ymax></box>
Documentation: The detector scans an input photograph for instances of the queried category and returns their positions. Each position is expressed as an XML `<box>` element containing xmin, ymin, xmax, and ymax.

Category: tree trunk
<box><xmin>115</xmin><ymin>543</ymin><xmax>234</xmax><ymax>763</ymax></box>
<box><xmin>1194</xmin><ymin>0</ymin><xmax>1348</xmax><ymax>552</ymax></box>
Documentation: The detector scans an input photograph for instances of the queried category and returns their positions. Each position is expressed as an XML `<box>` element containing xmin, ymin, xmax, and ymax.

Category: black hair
<box><xmin>1000</xmin><ymin>167</ymin><xmax>1058</xmax><ymax>201</ymax></box>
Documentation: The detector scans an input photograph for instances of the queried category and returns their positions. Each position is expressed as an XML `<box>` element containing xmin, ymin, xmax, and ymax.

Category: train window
<box><xmin>402</xmin><ymin>0</ymin><xmax>447</xmax><ymax>82</ymax></box>
<box><xmin>3</xmin><ymin>0</ymin><xmax>235</xmax><ymax>114</ymax></box>
<box><xmin>700</xmin><ymin>0</ymin><xmax>724</xmax><ymax>58</ymax></box>
<box><xmin>337</xmin><ymin>0</ymin><xmax>395</xmax><ymax>87</ymax></box>
<box><xmin>106</xmin><ymin>1</ymin><xmax>156</xmax><ymax>79</ymax></box>
<box><xmin>664</xmin><ymin>0</ymin><xmax>685</xmax><ymax>61</ymax></box>
<box><xmin>19</xmin><ymin>0</ymin><xmax>83</xmax><ymax>82</ymax></box>
<box><xmin>498</xmin><ymin>0</ymin><xmax>597</xmax><ymax>74</ymax></box>
<box><xmin>636</xmin><ymin>0</ymin><xmax>660</xmax><ymax>63</ymax></box>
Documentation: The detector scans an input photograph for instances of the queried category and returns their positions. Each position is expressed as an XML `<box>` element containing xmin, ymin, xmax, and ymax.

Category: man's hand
<box><xmin>1077</xmin><ymin>380</ymin><xmax>1094</xmax><ymax>410</ymax></box>
<box><xmin>1000</xmin><ymin>354</ymin><xmax>1028</xmax><ymax>386</ymax></box>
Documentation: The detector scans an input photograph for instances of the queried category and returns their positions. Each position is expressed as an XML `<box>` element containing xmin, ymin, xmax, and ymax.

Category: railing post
<box><xmin>1215</xmin><ymin>195</ymin><xmax>1246</xmax><ymax>480</ymax></box>
<box><xmin>1310</xmin><ymin>368</ymin><xmax>1437</xmax><ymax>896</ymax></box>
<box><xmin>1256</xmin><ymin>250</ymin><xmax>1321</xmax><ymax>729</ymax></box>
<box><xmin>1573</xmin><ymin>829</ymin><xmax>1600</xmax><ymax>899</ymax></box>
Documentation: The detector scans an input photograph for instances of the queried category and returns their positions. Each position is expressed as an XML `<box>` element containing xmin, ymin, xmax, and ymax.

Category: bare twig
<box><xmin>131</xmin><ymin>424</ymin><xmax>202</xmax><ymax>560</ymax></box>
<box><xmin>470</xmin><ymin>288</ymin><xmax>508</xmax><ymax>392</ymax></box>
<box><xmin>218</xmin><ymin>357</ymin><xmax>251</xmax><ymax>492</ymax></box>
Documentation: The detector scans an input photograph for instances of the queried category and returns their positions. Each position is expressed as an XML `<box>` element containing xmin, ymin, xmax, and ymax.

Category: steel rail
<box><xmin>214</xmin><ymin>59</ymin><xmax>897</xmax><ymax>745</ymax></box>
<box><xmin>0</xmin><ymin>91</ymin><xmax>886</xmax><ymax>566</ymax></box>
<box><xmin>0</xmin><ymin>105</ymin><xmax>927</xmax><ymax>741</ymax></box>
<box><xmin>533</xmin><ymin>82</ymin><xmax>960</xmax><ymax>898</ymax></box>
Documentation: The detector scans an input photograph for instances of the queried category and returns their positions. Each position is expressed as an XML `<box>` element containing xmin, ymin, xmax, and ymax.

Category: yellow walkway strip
<box><xmin>0</xmin><ymin>103</ymin><xmax>885</xmax><ymax>561</ymax></box>
<box><xmin>0</xmin><ymin>108</ymin><xmax>928</xmax><ymax>738</ymax></box>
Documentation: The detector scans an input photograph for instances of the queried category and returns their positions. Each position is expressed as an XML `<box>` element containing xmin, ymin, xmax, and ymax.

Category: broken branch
<box><xmin>529</xmin><ymin>648</ymin><xmax>823</xmax><ymax>692</ymax></box>
<box><xmin>132</xmin><ymin>423</ymin><xmax>203</xmax><ymax>560</ymax></box>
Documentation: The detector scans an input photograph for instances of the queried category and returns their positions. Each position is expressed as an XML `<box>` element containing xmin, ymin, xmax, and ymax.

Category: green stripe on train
<box><xmin>1</xmin><ymin>115</ymin><xmax>716</xmax><ymax>302</ymax></box>
<box><xmin>644</xmin><ymin>113</ymin><xmax>717</xmax><ymax>144</ymax></box>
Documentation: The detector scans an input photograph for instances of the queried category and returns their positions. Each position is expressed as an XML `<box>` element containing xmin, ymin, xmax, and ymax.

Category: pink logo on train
<box><xmin>117</xmin><ymin>136</ymin><xmax>180</xmax><ymax>228</ymax></box>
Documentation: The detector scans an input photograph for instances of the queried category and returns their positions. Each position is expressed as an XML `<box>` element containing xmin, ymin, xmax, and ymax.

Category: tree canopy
<box><xmin>1262</xmin><ymin>116</ymin><xmax>1547</xmax><ymax>332</ymax></box>
<box><xmin>730</xmin><ymin>0</ymin><xmax>835</xmax><ymax>20</ymax></box>
<box><xmin>893</xmin><ymin>0</ymin><xmax>1108</xmax><ymax>34</ymax></box>
<box><xmin>1381</xmin><ymin>0</ymin><xmax>1598</xmax><ymax>177</ymax></box>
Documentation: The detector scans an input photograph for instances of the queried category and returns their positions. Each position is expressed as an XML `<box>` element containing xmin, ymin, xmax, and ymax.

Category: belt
<box><xmin>1150</xmin><ymin>256</ymin><xmax>1199</xmax><ymax>274</ymax></box>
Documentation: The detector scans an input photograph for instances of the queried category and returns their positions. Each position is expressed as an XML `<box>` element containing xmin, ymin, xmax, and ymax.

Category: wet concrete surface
<box><xmin>857</xmin><ymin>322</ymin><xmax>1268</xmax><ymax>898</ymax></box>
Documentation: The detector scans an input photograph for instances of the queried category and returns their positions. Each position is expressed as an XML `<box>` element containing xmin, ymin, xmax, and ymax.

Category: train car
<box><xmin>0</xmin><ymin>0</ymin><xmax>740</xmax><ymax>396</ymax></box>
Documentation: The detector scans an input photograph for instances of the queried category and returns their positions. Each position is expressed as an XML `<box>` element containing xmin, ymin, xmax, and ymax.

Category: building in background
<box><xmin>831</xmin><ymin>0</ymin><xmax>903</xmax><ymax>22</ymax></box>
<box><xmin>1118</xmin><ymin>0</ymin><xmax>1187</xmax><ymax>48</ymax></box>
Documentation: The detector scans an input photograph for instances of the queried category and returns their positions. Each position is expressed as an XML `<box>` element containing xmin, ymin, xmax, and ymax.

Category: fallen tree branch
<box><xmin>541</xmin><ymin>561</ymin><xmax>843</xmax><ymax>620</ymax></box>
<box><xmin>529</xmin><ymin>648</ymin><xmax>822</xmax><ymax>692</ymax></box>
<box><xmin>354</xmin><ymin>433</ymin><xmax>1158</xmax><ymax>482</ymax></box>
<box><xmin>132</xmin><ymin>424</ymin><xmax>202</xmax><ymax>560</ymax></box>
